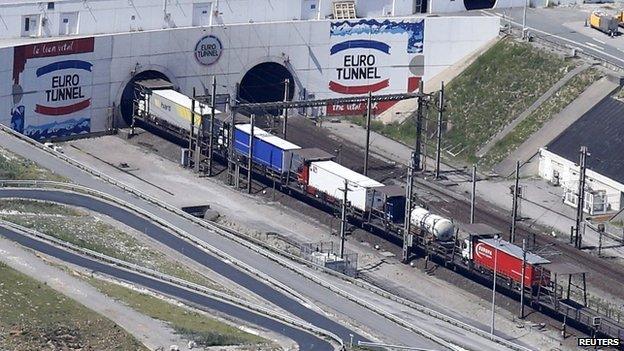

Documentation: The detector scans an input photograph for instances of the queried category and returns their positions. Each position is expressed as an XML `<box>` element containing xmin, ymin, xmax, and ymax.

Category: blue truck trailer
<box><xmin>234</xmin><ymin>124</ymin><xmax>301</xmax><ymax>174</ymax></box>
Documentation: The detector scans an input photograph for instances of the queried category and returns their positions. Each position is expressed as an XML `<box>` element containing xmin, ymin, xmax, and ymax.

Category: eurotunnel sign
<box><xmin>326</xmin><ymin>19</ymin><xmax>424</xmax><ymax>115</ymax></box>
<box><xmin>194</xmin><ymin>35</ymin><xmax>223</xmax><ymax>66</ymax></box>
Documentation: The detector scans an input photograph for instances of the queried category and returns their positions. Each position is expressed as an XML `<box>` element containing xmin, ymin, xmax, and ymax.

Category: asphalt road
<box><xmin>482</xmin><ymin>7</ymin><xmax>624</xmax><ymax>69</ymax></box>
<box><xmin>0</xmin><ymin>188</ymin><xmax>365</xmax><ymax>347</ymax></box>
<box><xmin>0</xmin><ymin>225</ymin><xmax>333</xmax><ymax>351</ymax></box>
<box><xmin>0</xmin><ymin>132</ymin><xmax>442</xmax><ymax>349</ymax></box>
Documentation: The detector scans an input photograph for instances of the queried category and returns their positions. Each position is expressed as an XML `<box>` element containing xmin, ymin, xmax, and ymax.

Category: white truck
<box><xmin>307</xmin><ymin>160</ymin><xmax>384</xmax><ymax>212</ymax></box>
<box><xmin>139</xmin><ymin>89</ymin><xmax>221</xmax><ymax>134</ymax></box>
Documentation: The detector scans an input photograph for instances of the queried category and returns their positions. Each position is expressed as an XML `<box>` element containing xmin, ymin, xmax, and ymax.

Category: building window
<box><xmin>47</xmin><ymin>2</ymin><xmax>55</xmax><ymax>10</ymax></box>
<box><xmin>22</xmin><ymin>15</ymin><xmax>40</xmax><ymax>37</ymax></box>
<box><xmin>59</xmin><ymin>12</ymin><xmax>79</xmax><ymax>35</ymax></box>
<box><xmin>193</xmin><ymin>2</ymin><xmax>213</xmax><ymax>26</ymax></box>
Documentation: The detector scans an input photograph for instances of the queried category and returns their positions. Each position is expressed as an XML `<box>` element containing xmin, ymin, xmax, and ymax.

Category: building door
<box><xmin>193</xmin><ymin>2</ymin><xmax>213</xmax><ymax>26</ymax></box>
<box><xmin>301</xmin><ymin>0</ymin><xmax>318</xmax><ymax>20</ymax></box>
<box><xmin>59</xmin><ymin>12</ymin><xmax>79</xmax><ymax>35</ymax></box>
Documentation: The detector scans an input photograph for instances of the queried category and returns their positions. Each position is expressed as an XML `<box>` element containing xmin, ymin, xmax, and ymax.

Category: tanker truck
<box><xmin>410</xmin><ymin>206</ymin><xmax>455</xmax><ymax>242</ymax></box>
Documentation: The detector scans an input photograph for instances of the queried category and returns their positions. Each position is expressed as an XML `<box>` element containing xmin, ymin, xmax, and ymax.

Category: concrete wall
<box><xmin>2</xmin><ymin>15</ymin><xmax>499</xmax><ymax>140</ymax></box>
<box><xmin>539</xmin><ymin>148</ymin><xmax>623</xmax><ymax>212</ymax></box>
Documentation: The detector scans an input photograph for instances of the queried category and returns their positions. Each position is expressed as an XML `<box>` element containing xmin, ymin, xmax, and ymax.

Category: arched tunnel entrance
<box><xmin>238</xmin><ymin>62</ymin><xmax>295</xmax><ymax>115</ymax></box>
<box><xmin>464</xmin><ymin>0</ymin><xmax>496</xmax><ymax>10</ymax></box>
<box><xmin>120</xmin><ymin>70</ymin><xmax>170</xmax><ymax>126</ymax></box>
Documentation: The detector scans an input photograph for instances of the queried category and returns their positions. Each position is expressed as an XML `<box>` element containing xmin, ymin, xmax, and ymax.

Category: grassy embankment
<box><xmin>89</xmin><ymin>278</ymin><xmax>269</xmax><ymax>348</ymax></box>
<box><xmin>0</xmin><ymin>199</ymin><xmax>217</xmax><ymax>289</ymax></box>
<box><xmin>479</xmin><ymin>68</ymin><xmax>604</xmax><ymax>168</ymax></box>
<box><xmin>0</xmin><ymin>262</ymin><xmax>147</xmax><ymax>351</ymax></box>
<box><xmin>355</xmin><ymin>38</ymin><xmax>585</xmax><ymax>168</ymax></box>
<box><xmin>0</xmin><ymin>147</ymin><xmax>66</xmax><ymax>181</ymax></box>
<box><xmin>0</xmin><ymin>200</ymin><xmax>273</xmax><ymax>348</ymax></box>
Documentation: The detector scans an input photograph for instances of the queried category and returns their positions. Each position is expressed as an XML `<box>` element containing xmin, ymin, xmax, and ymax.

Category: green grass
<box><xmin>89</xmin><ymin>278</ymin><xmax>269</xmax><ymax>348</ymax></box>
<box><xmin>479</xmin><ymin>68</ymin><xmax>604</xmax><ymax>169</ymax></box>
<box><xmin>354</xmin><ymin>38</ymin><xmax>577</xmax><ymax>164</ymax></box>
<box><xmin>0</xmin><ymin>262</ymin><xmax>147</xmax><ymax>351</ymax></box>
<box><xmin>0</xmin><ymin>147</ymin><xmax>67</xmax><ymax>181</ymax></box>
<box><xmin>0</xmin><ymin>200</ymin><xmax>219</xmax><ymax>290</ymax></box>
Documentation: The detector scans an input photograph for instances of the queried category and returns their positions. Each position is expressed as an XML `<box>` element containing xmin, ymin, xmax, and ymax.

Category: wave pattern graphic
<box><xmin>330</xmin><ymin>19</ymin><xmax>424</xmax><ymax>54</ymax></box>
<box><xmin>24</xmin><ymin>117</ymin><xmax>90</xmax><ymax>140</ymax></box>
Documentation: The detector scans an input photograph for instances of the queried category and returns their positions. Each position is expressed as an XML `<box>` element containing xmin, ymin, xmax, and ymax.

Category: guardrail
<box><xmin>0</xmin><ymin>219</ymin><xmax>344</xmax><ymax>349</ymax></box>
<box><xmin>0</xmin><ymin>125</ymin><xmax>531</xmax><ymax>351</ymax></box>
<box><xmin>503</xmin><ymin>20</ymin><xmax>624</xmax><ymax>73</ymax></box>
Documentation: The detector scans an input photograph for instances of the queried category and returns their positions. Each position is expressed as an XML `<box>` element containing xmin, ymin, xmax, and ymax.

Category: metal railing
<box><xmin>0</xmin><ymin>124</ymin><xmax>532</xmax><ymax>351</ymax></box>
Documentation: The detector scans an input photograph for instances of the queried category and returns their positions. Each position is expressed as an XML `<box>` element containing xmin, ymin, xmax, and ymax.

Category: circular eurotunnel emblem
<box><xmin>194</xmin><ymin>35</ymin><xmax>223</xmax><ymax>66</ymax></box>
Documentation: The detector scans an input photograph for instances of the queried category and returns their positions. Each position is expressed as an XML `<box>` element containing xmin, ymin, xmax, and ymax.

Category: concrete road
<box><xmin>482</xmin><ymin>7</ymin><xmax>624</xmax><ymax>69</ymax></box>
<box><xmin>0</xmin><ymin>187</ymin><xmax>368</xmax><ymax>347</ymax></box>
<box><xmin>0</xmin><ymin>132</ymin><xmax>448</xmax><ymax>349</ymax></box>
<box><xmin>0</xmin><ymin>225</ymin><xmax>333</xmax><ymax>351</ymax></box>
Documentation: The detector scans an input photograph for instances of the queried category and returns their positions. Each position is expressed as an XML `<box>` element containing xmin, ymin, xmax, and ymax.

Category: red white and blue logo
<box><xmin>329</xmin><ymin>39</ymin><xmax>390</xmax><ymax>95</ymax></box>
<box><xmin>34</xmin><ymin>59</ymin><xmax>92</xmax><ymax>115</ymax></box>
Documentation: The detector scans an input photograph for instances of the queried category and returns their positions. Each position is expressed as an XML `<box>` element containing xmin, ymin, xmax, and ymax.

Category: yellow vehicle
<box><xmin>616</xmin><ymin>10</ymin><xmax>624</xmax><ymax>27</ymax></box>
<box><xmin>590</xmin><ymin>11</ymin><xmax>618</xmax><ymax>36</ymax></box>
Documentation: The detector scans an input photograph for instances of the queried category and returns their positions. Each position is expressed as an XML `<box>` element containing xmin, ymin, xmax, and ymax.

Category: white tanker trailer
<box><xmin>410</xmin><ymin>206</ymin><xmax>455</xmax><ymax>242</ymax></box>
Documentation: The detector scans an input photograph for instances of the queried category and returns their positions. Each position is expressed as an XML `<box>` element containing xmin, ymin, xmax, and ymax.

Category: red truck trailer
<box><xmin>473</xmin><ymin>238</ymin><xmax>550</xmax><ymax>288</ymax></box>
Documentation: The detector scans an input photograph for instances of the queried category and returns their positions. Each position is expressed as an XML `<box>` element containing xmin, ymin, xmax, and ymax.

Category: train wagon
<box><xmin>470</xmin><ymin>238</ymin><xmax>550</xmax><ymax>288</ymax></box>
<box><xmin>590</xmin><ymin>11</ymin><xmax>618</xmax><ymax>36</ymax></box>
<box><xmin>306</xmin><ymin>160</ymin><xmax>384</xmax><ymax>213</ymax></box>
<box><xmin>410</xmin><ymin>206</ymin><xmax>455</xmax><ymax>241</ymax></box>
<box><xmin>140</xmin><ymin>89</ymin><xmax>222</xmax><ymax>134</ymax></box>
<box><xmin>233</xmin><ymin>124</ymin><xmax>301</xmax><ymax>175</ymax></box>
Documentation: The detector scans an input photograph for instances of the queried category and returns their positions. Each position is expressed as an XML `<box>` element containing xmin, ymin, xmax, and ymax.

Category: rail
<box><xmin>0</xmin><ymin>125</ymin><xmax>531</xmax><ymax>351</ymax></box>
<box><xmin>0</xmin><ymin>219</ymin><xmax>343</xmax><ymax>349</ymax></box>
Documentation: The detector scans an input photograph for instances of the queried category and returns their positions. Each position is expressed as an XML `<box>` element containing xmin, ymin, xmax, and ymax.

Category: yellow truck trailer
<box><xmin>590</xmin><ymin>11</ymin><xmax>618</xmax><ymax>36</ymax></box>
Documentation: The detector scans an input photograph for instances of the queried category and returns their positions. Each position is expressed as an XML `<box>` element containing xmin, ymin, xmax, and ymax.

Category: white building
<box><xmin>538</xmin><ymin>97</ymin><xmax>624</xmax><ymax>215</ymax></box>
<box><xmin>0</xmin><ymin>0</ymin><xmax>522</xmax><ymax>41</ymax></box>
<box><xmin>1</xmin><ymin>0</ymin><xmax>501</xmax><ymax>141</ymax></box>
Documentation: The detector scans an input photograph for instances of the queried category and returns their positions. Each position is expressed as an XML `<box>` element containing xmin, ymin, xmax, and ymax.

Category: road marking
<box><xmin>593</xmin><ymin>37</ymin><xmax>607</xmax><ymax>45</ymax></box>
<box><xmin>481</xmin><ymin>9</ymin><xmax>624</xmax><ymax>65</ymax></box>
<box><xmin>585</xmin><ymin>41</ymin><xmax>605</xmax><ymax>50</ymax></box>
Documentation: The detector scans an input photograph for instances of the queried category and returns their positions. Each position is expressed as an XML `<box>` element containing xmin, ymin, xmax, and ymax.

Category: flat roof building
<box><xmin>539</xmin><ymin>97</ymin><xmax>624</xmax><ymax>214</ymax></box>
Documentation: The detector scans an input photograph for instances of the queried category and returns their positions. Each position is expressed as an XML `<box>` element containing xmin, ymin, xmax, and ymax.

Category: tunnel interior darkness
<box><xmin>464</xmin><ymin>0</ymin><xmax>496</xmax><ymax>10</ymax></box>
<box><xmin>238</xmin><ymin>62</ymin><xmax>295</xmax><ymax>115</ymax></box>
<box><xmin>120</xmin><ymin>70</ymin><xmax>170</xmax><ymax>126</ymax></box>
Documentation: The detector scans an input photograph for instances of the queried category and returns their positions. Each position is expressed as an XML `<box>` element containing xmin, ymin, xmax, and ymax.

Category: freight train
<box><xmin>135</xmin><ymin>86</ymin><xmax>552</xmax><ymax>292</ymax></box>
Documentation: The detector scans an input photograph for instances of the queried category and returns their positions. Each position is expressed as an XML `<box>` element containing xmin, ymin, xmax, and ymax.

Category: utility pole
<box><xmin>575</xmin><ymin>146</ymin><xmax>589</xmax><ymax>249</ymax></box>
<box><xmin>189</xmin><ymin>87</ymin><xmax>196</xmax><ymax>155</ymax></box>
<box><xmin>194</xmin><ymin>92</ymin><xmax>203</xmax><ymax>173</ymax></box>
<box><xmin>522</xmin><ymin>0</ymin><xmax>528</xmax><ymax>40</ymax></box>
<box><xmin>364</xmin><ymin>91</ymin><xmax>373</xmax><ymax>176</ymax></box>
<box><xmin>491</xmin><ymin>239</ymin><xmax>499</xmax><ymax>335</ymax></box>
<box><xmin>414</xmin><ymin>80</ymin><xmax>425</xmax><ymax>171</ymax></box>
<box><xmin>340</xmin><ymin>178</ymin><xmax>349</xmax><ymax>259</ymax></box>
<box><xmin>470</xmin><ymin>164</ymin><xmax>476</xmax><ymax>224</ymax></box>
<box><xmin>282</xmin><ymin>79</ymin><xmax>290</xmax><ymax>139</ymax></box>
<box><xmin>208</xmin><ymin>76</ymin><xmax>217</xmax><ymax>176</ymax></box>
<box><xmin>435</xmin><ymin>81</ymin><xmax>444</xmax><ymax>179</ymax></box>
<box><xmin>520</xmin><ymin>238</ymin><xmax>526</xmax><ymax>319</ymax></box>
<box><xmin>511</xmin><ymin>161</ymin><xmax>520</xmax><ymax>243</ymax></box>
<box><xmin>228</xmin><ymin>106</ymin><xmax>237</xmax><ymax>186</ymax></box>
<box><xmin>403</xmin><ymin>152</ymin><xmax>415</xmax><ymax>263</ymax></box>
<box><xmin>247</xmin><ymin>114</ymin><xmax>255</xmax><ymax>194</ymax></box>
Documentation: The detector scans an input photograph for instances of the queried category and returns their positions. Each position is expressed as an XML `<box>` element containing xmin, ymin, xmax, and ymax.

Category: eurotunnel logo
<box><xmin>35</xmin><ymin>59</ymin><xmax>92</xmax><ymax>116</ymax></box>
<box><xmin>195</xmin><ymin>35</ymin><xmax>223</xmax><ymax>66</ymax></box>
<box><xmin>329</xmin><ymin>39</ymin><xmax>390</xmax><ymax>95</ymax></box>
<box><xmin>475</xmin><ymin>243</ymin><xmax>493</xmax><ymax>260</ymax></box>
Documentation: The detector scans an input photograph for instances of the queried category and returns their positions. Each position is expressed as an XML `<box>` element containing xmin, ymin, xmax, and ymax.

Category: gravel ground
<box><xmin>57</xmin><ymin>131</ymin><xmax>580</xmax><ymax>350</ymax></box>
<box><xmin>0</xmin><ymin>236</ymin><xmax>189</xmax><ymax>350</ymax></box>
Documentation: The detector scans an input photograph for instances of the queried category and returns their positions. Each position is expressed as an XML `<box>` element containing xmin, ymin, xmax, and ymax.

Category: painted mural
<box><xmin>11</xmin><ymin>37</ymin><xmax>94</xmax><ymax>139</ymax></box>
<box><xmin>327</xmin><ymin>19</ymin><xmax>424</xmax><ymax>115</ymax></box>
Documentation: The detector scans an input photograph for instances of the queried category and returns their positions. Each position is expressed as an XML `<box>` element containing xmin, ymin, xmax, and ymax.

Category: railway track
<box><xmin>418</xmin><ymin>177</ymin><xmax>624</xmax><ymax>300</ymax></box>
<box><xmin>286</xmin><ymin>116</ymin><xmax>624</xmax><ymax>303</ymax></box>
